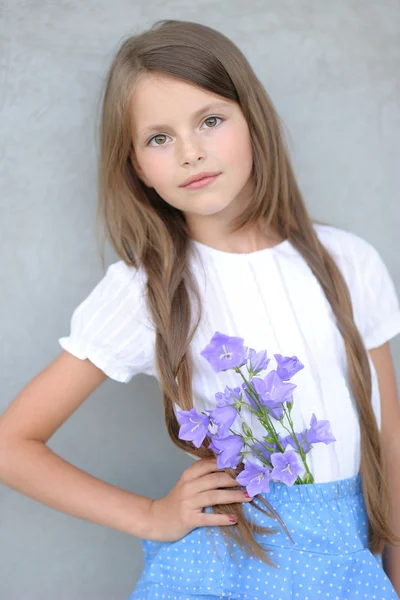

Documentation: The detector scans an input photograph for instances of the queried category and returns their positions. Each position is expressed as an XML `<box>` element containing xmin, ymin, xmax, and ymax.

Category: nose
<box><xmin>178</xmin><ymin>133</ymin><xmax>206</xmax><ymax>167</ymax></box>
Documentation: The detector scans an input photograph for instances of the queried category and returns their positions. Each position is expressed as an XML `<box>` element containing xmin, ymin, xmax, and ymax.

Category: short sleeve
<box><xmin>316</xmin><ymin>225</ymin><xmax>400</xmax><ymax>350</ymax></box>
<box><xmin>58</xmin><ymin>261</ymin><xmax>155</xmax><ymax>383</ymax></box>
<box><xmin>353</xmin><ymin>241</ymin><xmax>400</xmax><ymax>349</ymax></box>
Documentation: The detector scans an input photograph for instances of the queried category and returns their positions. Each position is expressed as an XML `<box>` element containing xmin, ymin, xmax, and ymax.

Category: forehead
<box><xmin>130</xmin><ymin>73</ymin><xmax>233</xmax><ymax>137</ymax></box>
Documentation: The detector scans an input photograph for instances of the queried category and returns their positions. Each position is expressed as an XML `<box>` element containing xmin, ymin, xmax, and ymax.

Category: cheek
<box><xmin>215</xmin><ymin>123</ymin><xmax>253</xmax><ymax>172</ymax></box>
<box><xmin>138</xmin><ymin>150</ymin><xmax>173</xmax><ymax>188</ymax></box>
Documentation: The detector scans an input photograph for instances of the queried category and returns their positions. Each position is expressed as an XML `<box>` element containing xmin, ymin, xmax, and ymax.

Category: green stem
<box><xmin>236</xmin><ymin>367</ymin><xmax>286</xmax><ymax>453</ymax></box>
<box><xmin>282</xmin><ymin>404</ymin><xmax>312</xmax><ymax>478</ymax></box>
<box><xmin>235</xmin><ymin>368</ymin><xmax>262</xmax><ymax>411</ymax></box>
<box><xmin>248</xmin><ymin>438</ymin><xmax>273</xmax><ymax>469</ymax></box>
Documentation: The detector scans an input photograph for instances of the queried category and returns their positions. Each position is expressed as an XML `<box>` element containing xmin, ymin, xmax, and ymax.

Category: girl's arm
<box><xmin>0</xmin><ymin>351</ymin><xmax>248</xmax><ymax>543</ymax></box>
<box><xmin>0</xmin><ymin>351</ymin><xmax>154</xmax><ymax>538</ymax></box>
<box><xmin>369</xmin><ymin>341</ymin><xmax>400</xmax><ymax>593</ymax></box>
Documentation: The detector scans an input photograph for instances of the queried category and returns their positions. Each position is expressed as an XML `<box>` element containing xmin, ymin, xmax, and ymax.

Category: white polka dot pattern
<box><xmin>129</xmin><ymin>476</ymin><xmax>398</xmax><ymax>599</ymax></box>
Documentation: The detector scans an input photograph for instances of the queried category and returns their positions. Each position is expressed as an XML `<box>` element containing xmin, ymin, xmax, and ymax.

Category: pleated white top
<box><xmin>59</xmin><ymin>224</ymin><xmax>400</xmax><ymax>483</ymax></box>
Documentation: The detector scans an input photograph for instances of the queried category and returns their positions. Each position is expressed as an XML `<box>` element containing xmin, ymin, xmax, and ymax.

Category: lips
<box><xmin>180</xmin><ymin>171</ymin><xmax>221</xmax><ymax>187</ymax></box>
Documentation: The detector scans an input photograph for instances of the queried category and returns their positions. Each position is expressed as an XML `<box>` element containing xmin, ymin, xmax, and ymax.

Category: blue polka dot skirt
<box><xmin>129</xmin><ymin>475</ymin><xmax>398</xmax><ymax>599</ymax></box>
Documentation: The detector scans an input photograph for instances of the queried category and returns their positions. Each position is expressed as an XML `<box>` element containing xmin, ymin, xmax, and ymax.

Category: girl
<box><xmin>0</xmin><ymin>19</ymin><xmax>399</xmax><ymax>600</ymax></box>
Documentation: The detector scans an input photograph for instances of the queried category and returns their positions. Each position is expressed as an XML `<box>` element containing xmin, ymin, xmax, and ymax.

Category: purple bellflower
<box><xmin>248</xmin><ymin>348</ymin><xmax>270</xmax><ymax>374</ymax></box>
<box><xmin>274</xmin><ymin>354</ymin><xmax>304</xmax><ymax>380</ymax></box>
<box><xmin>200</xmin><ymin>332</ymin><xmax>247</xmax><ymax>373</ymax></box>
<box><xmin>210</xmin><ymin>434</ymin><xmax>244</xmax><ymax>469</ymax></box>
<box><xmin>176</xmin><ymin>408</ymin><xmax>210</xmax><ymax>448</ymax></box>
<box><xmin>306</xmin><ymin>414</ymin><xmax>336</xmax><ymax>445</ymax></box>
<box><xmin>252</xmin><ymin>370</ymin><xmax>297</xmax><ymax>420</ymax></box>
<box><xmin>285</xmin><ymin>429</ymin><xmax>312</xmax><ymax>454</ymax></box>
<box><xmin>177</xmin><ymin>332</ymin><xmax>336</xmax><ymax>491</ymax></box>
<box><xmin>207</xmin><ymin>404</ymin><xmax>237</xmax><ymax>437</ymax></box>
<box><xmin>215</xmin><ymin>386</ymin><xmax>241</xmax><ymax>403</ymax></box>
<box><xmin>207</xmin><ymin>386</ymin><xmax>241</xmax><ymax>436</ymax></box>
<box><xmin>236</xmin><ymin>461</ymin><xmax>271</xmax><ymax>497</ymax></box>
<box><xmin>271</xmin><ymin>449</ymin><xmax>303</xmax><ymax>486</ymax></box>
<box><xmin>207</xmin><ymin>434</ymin><xmax>220</xmax><ymax>454</ymax></box>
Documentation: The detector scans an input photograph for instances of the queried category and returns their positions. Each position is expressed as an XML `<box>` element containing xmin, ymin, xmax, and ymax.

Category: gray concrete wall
<box><xmin>1</xmin><ymin>2</ymin><xmax>399</xmax><ymax>598</ymax></box>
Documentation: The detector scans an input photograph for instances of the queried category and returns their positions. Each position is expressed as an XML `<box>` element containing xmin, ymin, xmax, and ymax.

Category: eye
<box><xmin>202</xmin><ymin>116</ymin><xmax>223</xmax><ymax>129</ymax></box>
<box><xmin>147</xmin><ymin>134</ymin><xmax>171</xmax><ymax>147</ymax></box>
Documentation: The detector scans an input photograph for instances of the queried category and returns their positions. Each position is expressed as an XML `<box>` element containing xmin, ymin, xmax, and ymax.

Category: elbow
<box><xmin>0</xmin><ymin>435</ymin><xmax>40</xmax><ymax>483</ymax></box>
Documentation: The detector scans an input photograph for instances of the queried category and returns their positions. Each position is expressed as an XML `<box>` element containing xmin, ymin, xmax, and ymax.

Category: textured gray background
<box><xmin>1</xmin><ymin>1</ymin><xmax>399</xmax><ymax>599</ymax></box>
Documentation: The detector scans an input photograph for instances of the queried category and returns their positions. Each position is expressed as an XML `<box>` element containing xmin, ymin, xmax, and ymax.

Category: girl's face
<box><xmin>130</xmin><ymin>73</ymin><xmax>254</xmax><ymax>228</ymax></box>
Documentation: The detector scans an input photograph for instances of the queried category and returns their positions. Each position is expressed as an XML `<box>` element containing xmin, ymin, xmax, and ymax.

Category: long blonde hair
<box><xmin>97</xmin><ymin>19</ymin><xmax>394</xmax><ymax>564</ymax></box>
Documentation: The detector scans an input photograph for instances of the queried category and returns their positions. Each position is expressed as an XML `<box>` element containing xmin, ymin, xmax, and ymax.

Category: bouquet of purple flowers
<box><xmin>177</xmin><ymin>332</ymin><xmax>335</xmax><ymax>498</ymax></box>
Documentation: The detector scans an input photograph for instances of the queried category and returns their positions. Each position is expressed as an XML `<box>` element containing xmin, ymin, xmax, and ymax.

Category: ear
<box><xmin>130</xmin><ymin>149</ymin><xmax>151</xmax><ymax>187</ymax></box>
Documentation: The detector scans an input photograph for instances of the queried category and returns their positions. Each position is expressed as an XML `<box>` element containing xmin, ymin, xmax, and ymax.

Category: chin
<box><xmin>189</xmin><ymin>196</ymin><xmax>234</xmax><ymax>216</ymax></box>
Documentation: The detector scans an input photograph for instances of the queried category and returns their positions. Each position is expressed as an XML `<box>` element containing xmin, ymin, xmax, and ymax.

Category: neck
<box><xmin>188</xmin><ymin>223</ymin><xmax>284</xmax><ymax>254</ymax></box>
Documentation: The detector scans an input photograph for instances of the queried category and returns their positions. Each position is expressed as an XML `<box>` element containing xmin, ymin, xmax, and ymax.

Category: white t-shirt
<box><xmin>58</xmin><ymin>224</ymin><xmax>400</xmax><ymax>483</ymax></box>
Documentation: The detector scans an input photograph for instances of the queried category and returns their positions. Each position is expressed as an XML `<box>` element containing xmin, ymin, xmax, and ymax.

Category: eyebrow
<box><xmin>137</xmin><ymin>101</ymin><xmax>232</xmax><ymax>139</ymax></box>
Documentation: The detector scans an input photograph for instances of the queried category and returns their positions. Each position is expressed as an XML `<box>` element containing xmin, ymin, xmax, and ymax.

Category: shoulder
<box><xmin>313</xmin><ymin>222</ymin><xmax>379</xmax><ymax>266</ymax></box>
<box><xmin>76</xmin><ymin>258</ymin><xmax>151</xmax><ymax>329</ymax></box>
<box><xmin>100</xmin><ymin>259</ymin><xmax>147</xmax><ymax>293</ymax></box>
<box><xmin>313</xmin><ymin>223</ymin><xmax>400</xmax><ymax>349</ymax></box>
<box><xmin>312</xmin><ymin>222</ymin><xmax>388</xmax><ymax>284</ymax></box>
<box><xmin>75</xmin><ymin>259</ymin><xmax>149</xmax><ymax>315</ymax></box>
<box><xmin>59</xmin><ymin>259</ymin><xmax>155</xmax><ymax>383</ymax></box>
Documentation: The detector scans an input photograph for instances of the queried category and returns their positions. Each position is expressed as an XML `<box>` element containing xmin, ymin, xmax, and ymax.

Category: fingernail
<box><xmin>244</xmin><ymin>491</ymin><xmax>250</xmax><ymax>498</ymax></box>
<box><xmin>229</xmin><ymin>516</ymin><xmax>237</xmax><ymax>523</ymax></box>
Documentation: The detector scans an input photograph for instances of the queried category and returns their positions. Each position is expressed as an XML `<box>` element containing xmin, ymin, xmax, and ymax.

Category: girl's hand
<box><xmin>144</xmin><ymin>457</ymin><xmax>252</xmax><ymax>542</ymax></box>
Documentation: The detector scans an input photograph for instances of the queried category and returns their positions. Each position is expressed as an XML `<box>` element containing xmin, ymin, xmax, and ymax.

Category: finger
<box><xmin>197</xmin><ymin>489</ymin><xmax>253</xmax><ymax>508</ymax></box>
<box><xmin>181</xmin><ymin>458</ymin><xmax>220</xmax><ymax>482</ymax></box>
<box><xmin>194</xmin><ymin>512</ymin><xmax>239</xmax><ymax>528</ymax></box>
<box><xmin>191</xmin><ymin>471</ymin><xmax>243</xmax><ymax>494</ymax></box>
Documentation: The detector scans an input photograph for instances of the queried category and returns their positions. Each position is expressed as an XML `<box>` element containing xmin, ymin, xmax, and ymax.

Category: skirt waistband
<box><xmin>253</xmin><ymin>474</ymin><xmax>362</xmax><ymax>504</ymax></box>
